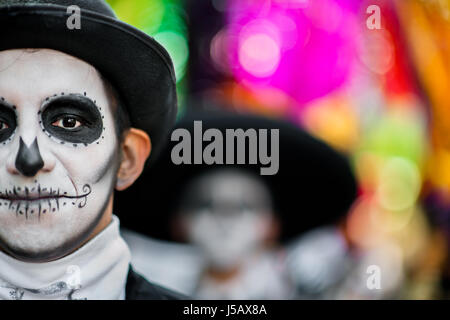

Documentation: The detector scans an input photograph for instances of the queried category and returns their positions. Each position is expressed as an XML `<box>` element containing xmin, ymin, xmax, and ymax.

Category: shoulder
<box><xmin>125</xmin><ymin>265</ymin><xmax>188</xmax><ymax>300</ymax></box>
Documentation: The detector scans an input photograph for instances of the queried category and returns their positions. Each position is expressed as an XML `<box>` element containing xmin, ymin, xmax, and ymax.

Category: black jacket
<box><xmin>125</xmin><ymin>265</ymin><xmax>187</xmax><ymax>300</ymax></box>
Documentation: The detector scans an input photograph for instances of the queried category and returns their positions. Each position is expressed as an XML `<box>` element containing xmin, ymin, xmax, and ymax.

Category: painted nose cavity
<box><xmin>15</xmin><ymin>137</ymin><xmax>45</xmax><ymax>177</ymax></box>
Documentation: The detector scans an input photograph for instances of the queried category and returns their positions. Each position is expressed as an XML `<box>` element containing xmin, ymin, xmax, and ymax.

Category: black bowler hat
<box><xmin>0</xmin><ymin>0</ymin><xmax>177</xmax><ymax>163</ymax></box>
<box><xmin>116</xmin><ymin>110</ymin><xmax>358</xmax><ymax>243</ymax></box>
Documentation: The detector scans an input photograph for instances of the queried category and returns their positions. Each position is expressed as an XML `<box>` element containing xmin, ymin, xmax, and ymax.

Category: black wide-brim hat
<box><xmin>0</xmin><ymin>0</ymin><xmax>177</xmax><ymax>163</ymax></box>
<box><xmin>115</xmin><ymin>110</ymin><xmax>358</xmax><ymax>243</ymax></box>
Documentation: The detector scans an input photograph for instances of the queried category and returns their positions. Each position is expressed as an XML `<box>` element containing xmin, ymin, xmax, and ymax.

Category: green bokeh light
<box><xmin>154</xmin><ymin>30</ymin><xmax>189</xmax><ymax>81</ymax></box>
<box><xmin>107</xmin><ymin>0</ymin><xmax>165</xmax><ymax>35</ymax></box>
<box><xmin>355</xmin><ymin>110</ymin><xmax>427</xmax><ymax>167</ymax></box>
<box><xmin>106</xmin><ymin>0</ymin><xmax>188</xmax><ymax>108</ymax></box>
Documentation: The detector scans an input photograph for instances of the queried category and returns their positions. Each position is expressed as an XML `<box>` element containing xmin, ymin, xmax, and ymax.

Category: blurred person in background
<box><xmin>117</xmin><ymin>110</ymin><xmax>357</xmax><ymax>299</ymax></box>
<box><xmin>174</xmin><ymin>167</ymin><xmax>289</xmax><ymax>299</ymax></box>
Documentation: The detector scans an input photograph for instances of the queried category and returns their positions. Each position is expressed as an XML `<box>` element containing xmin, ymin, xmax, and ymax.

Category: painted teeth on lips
<box><xmin>0</xmin><ymin>188</ymin><xmax>66</xmax><ymax>201</ymax></box>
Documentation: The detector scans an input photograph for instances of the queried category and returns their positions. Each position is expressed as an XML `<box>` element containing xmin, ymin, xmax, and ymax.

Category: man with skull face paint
<box><xmin>0</xmin><ymin>0</ymin><xmax>182</xmax><ymax>299</ymax></box>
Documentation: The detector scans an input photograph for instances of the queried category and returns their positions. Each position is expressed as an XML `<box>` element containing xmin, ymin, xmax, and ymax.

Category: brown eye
<box><xmin>0</xmin><ymin>121</ymin><xmax>9</xmax><ymax>131</ymax></box>
<box><xmin>52</xmin><ymin>116</ymin><xmax>82</xmax><ymax>130</ymax></box>
<box><xmin>42</xmin><ymin>96</ymin><xmax>102</xmax><ymax>144</ymax></box>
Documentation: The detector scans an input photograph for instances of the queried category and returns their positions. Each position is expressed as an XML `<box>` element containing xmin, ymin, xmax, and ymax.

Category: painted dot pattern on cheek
<box><xmin>38</xmin><ymin>93</ymin><xmax>105</xmax><ymax>147</ymax></box>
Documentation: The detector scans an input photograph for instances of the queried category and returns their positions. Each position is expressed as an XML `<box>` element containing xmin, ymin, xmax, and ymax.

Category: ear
<box><xmin>115</xmin><ymin>128</ymin><xmax>151</xmax><ymax>191</ymax></box>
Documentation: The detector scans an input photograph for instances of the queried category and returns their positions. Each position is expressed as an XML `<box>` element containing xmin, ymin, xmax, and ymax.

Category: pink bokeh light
<box><xmin>226</xmin><ymin>0</ymin><xmax>361</xmax><ymax>107</ymax></box>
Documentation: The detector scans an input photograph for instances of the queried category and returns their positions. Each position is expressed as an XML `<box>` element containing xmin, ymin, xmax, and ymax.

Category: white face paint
<box><xmin>181</xmin><ymin>169</ymin><xmax>274</xmax><ymax>270</ymax></box>
<box><xmin>0</xmin><ymin>49</ymin><xmax>120</xmax><ymax>262</ymax></box>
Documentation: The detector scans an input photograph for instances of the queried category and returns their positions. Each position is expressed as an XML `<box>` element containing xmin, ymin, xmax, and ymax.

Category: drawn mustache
<box><xmin>0</xmin><ymin>185</ymin><xmax>91</xmax><ymax>202</ymax></box>
<box><xmin>0</xmin><ymin>184</ymin><xmax>92</xmax><ymax>219</ymax></box>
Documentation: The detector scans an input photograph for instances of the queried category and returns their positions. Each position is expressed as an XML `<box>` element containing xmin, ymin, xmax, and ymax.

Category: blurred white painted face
<box><xmin>0</xmin><ymin>49</ymin><xmax>120</xmax><ymax>262</ymax></box>
<box><xmin>181</xmin><ymin>169</ymin><xmax>274</xmax><ymax>270</ymax></box>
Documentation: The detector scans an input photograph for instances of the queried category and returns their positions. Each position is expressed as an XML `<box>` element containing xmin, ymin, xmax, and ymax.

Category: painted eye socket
<box><xmin>41</xmin><ymin>95</ymin><xmax>103</xmax><ymax>144</ymax></box>
<box><xmin>0</xmin><ymin>102</ymin><xmax>16</xmax><ymax>143</ymax></box>
<box><xmin>0</xmin><ymin>120</ymin><xmax>9</xmax><ymax>131</ymax></box>
<box><xmin>51</xmin><ymin>116</ymin><xmax>83</xmax><ymax>130</ymax></box>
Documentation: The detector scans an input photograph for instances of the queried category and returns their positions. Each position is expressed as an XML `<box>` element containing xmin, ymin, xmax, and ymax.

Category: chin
<box><xmin>0</xmin><ymin>206</ymin><xmax>105</xmax><ymax>262</ymax></box>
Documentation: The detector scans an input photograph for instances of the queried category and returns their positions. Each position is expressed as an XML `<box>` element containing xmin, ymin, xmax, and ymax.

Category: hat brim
<box><xmin>115</xmin><ymin>111</ymin><xmax>358</xmax><ymax>243</ymax></box>
<box><xmin>0</xmin><ymin>5</ymin><xmax>177</xmax><ymax>163</ymax></box>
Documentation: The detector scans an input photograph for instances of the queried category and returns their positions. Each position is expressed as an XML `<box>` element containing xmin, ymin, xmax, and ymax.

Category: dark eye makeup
<box><xmin>41</xmin><ymin>94</ymin><xmax>103</xmax><ymax>144</ymax></box>
<box><xmin>0</xmin><ymin>99</ymin><xmax>17</xmax><ymax>143</ymax></box>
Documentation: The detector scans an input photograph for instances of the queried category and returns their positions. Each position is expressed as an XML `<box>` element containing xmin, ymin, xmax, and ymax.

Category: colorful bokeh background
<box><xmin>107</xmin><ymin>0</ymin><xmax>450</xmax><ymax>298</ymax></box>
